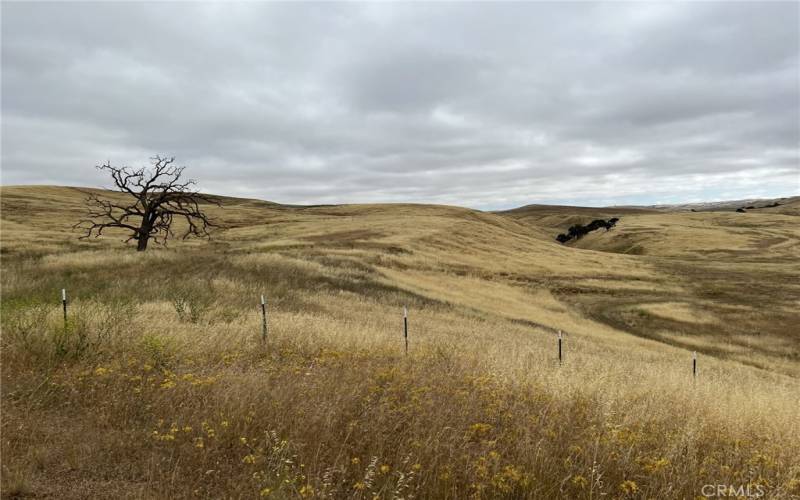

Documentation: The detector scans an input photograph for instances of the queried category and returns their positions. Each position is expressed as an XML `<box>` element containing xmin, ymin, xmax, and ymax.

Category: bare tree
<box><xmin>75</xmin><ymin>156</ymin><xmax>219</xmax><ymax>251</ymax></box>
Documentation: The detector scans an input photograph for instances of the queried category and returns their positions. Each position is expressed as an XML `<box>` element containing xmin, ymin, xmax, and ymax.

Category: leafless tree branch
<box><xmin>74</xmin><ymin>156</ymin><xmax>220</xmax><ymax>251</ymax></box>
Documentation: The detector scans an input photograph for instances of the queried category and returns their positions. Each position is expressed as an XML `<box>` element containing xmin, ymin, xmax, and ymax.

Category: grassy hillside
<box><xmin>2</xmin><ymin>186</ymin><xmax>799</xmax><ymax>499</ymax></box>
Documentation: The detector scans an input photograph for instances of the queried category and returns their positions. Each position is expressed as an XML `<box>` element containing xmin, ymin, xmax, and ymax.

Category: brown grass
<box><xmin>1</xmin><ymin>186</ymin><xmax>799</xmax><ymax>499</ymax></box>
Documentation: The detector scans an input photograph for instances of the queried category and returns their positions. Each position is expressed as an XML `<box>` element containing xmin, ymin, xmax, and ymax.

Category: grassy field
<box><xmin>1</xmin><ymin>186</ymin><xmax>799</xmax><ymax>499</ymax></box>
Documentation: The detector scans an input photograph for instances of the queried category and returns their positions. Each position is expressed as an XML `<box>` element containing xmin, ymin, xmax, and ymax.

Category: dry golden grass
<box><xmin>1</xmin><ymin>186</ymin><xmax>799</xmax><ymax>499</ymax></box>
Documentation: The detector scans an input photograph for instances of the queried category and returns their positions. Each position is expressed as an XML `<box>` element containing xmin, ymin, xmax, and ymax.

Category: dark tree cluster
<box><xmin>75</xmin><ymin>156</ymin><xmax>218</xmax><ymax>251</ymax></box>
<box><xmin>736</xmin><ymin>201</ymin><xmax>780</xmax><ymax>213</ymax></box>
<box><xmin>556</xmin><ymin>217</ymin><xmax>619</xmax><ymax>244</ymax></box>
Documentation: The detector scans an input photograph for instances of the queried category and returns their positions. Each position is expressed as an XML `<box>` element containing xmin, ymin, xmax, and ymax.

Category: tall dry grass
<box><xmin>2</xmin><ymin>187</ymin><xmax>799</xmax><ymax>498</ymax></box>
<box><xmin>2</xmin><ymin>246</ymin><xmax>799</xmax><ymax>499</ymax></box>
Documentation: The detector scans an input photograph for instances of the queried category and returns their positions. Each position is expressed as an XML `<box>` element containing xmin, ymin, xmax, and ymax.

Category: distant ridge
<box><xmin>614</xmin><ymin>195</ymin><xmax>800</xmax><ymax>212</ymax></box>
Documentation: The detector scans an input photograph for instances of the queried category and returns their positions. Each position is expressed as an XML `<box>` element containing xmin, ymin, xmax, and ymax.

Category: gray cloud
<box><xmin>2</xmin><ymin>1</ymin><xmax>798</xmax><ymax>209</ymax></box>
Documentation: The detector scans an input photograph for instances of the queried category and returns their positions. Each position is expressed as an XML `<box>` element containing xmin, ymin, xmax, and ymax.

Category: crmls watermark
<box><xmin>701</xmin><ymin>484</ymin><xmax>766</xmax><ymax>498</ymax></box>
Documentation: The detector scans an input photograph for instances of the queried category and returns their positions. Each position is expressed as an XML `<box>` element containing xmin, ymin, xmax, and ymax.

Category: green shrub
<box><xmin>139</xmin><ymin>333</ymin><xmax>176</xmax><ymax>368</ymax></box>
<box><xmin>170</xmin><ymin>285</ymin><xmax>213</xmax><ymax>323</ymax></box>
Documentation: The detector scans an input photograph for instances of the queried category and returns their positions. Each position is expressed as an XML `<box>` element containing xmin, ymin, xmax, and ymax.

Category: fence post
<box><xmin>261</xmin><ymin>295</ymin><xmax>268</xmax><ymax>342</ymax></box>
<box><xmin>403</xmin><ymin>306</ymin><xmax>408</xmax><ymax>355</ymax></box>
<box><xmin>558</xmin><ymin>330</ymin><xmax>563</xmax><ymax>365</ymax></box>
<box><xmin>692</xmin><ymin>351</ymin><xmax>697</xmax><ymax>378</ymax></box>
<box><xmin>62</xmin><ymin>288</ymin><xmax>68</xmax><ymax>331</ymax></box>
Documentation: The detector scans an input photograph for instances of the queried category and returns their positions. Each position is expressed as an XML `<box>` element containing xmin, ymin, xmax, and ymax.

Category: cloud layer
<box><xmin>2</xmin><ymin>2</ymin><xmax>798</xmax><ymax>208</ymax></box>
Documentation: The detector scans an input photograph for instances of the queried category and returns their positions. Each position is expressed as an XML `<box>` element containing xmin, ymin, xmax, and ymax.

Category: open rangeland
<box><xmin>1</xmin><ymin>186</ymin><xmax>799</xmax><ymax>499</ymax></box>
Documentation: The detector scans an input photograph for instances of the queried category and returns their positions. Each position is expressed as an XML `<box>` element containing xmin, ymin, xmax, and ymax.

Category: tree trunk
<box><xmin>136</xmin><ymin>211</ymin><xmax>156</xmax><ymax>252</ymax></box>
<box><xmin>136</xmin><ymin>222</ymin><xmax>151</xmax><ymax>251</ymax></box>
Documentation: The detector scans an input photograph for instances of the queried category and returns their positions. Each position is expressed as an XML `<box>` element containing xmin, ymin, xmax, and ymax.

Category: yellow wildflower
<box><xmin>643</xmin><ymin>457</ymin><xmax>670</xmax><ymax>473</ymax></box>
<box><xmin>380</xmin><ymin>464</ymin><xmax>390</xmax><ymax>474</ymax></box>
<box><xmin>259</xmin><ymin>487</ymin><xmax>272</xmax><ymax>497</ymax></box>
<box><xmin>201</xmin><ymin>422</ymin><xmax>215</xmax><ymax>438</ymax></box>
<box><xmin>620</xmin><ymin>480</ymin><xmax>638</xmax><ymax>494</ymax></box>
<box><xmin>469</xmin><ymin>423</ymin><xmax>492</xmax><ymax>435</ymax></box>
<box><xmin>501</xmin><ymin>465</ymin><xmax>523</xmax><ymax>483</ymax></box>
<box><xmin>572</xmin><ymin>475</ymin><xmax>588</xmax><ymax>489</ymax></box>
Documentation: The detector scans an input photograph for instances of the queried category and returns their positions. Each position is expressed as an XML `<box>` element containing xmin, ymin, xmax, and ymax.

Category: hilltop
<box><xmin>636</xmin><ymin>196</ymin><xmax>800</xmax><ymax>214</ymax></box>
<box><xmin>1</xmin><ymin>185</ymin><xmax>799</xmax><ymax>499</ymax></box>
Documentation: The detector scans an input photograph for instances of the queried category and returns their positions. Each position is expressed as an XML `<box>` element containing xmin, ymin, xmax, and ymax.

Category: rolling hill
<box><xmin>2</xmin><ymin>186</ymin><xmax>799</xmax><ymax>499</ymax></box>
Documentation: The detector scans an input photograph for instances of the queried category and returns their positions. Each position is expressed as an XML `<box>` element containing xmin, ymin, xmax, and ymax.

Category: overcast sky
<box><xmin>2</xmin><ymin>2</ymin><xmax>798</xmax><ymax>209</ymax></box>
